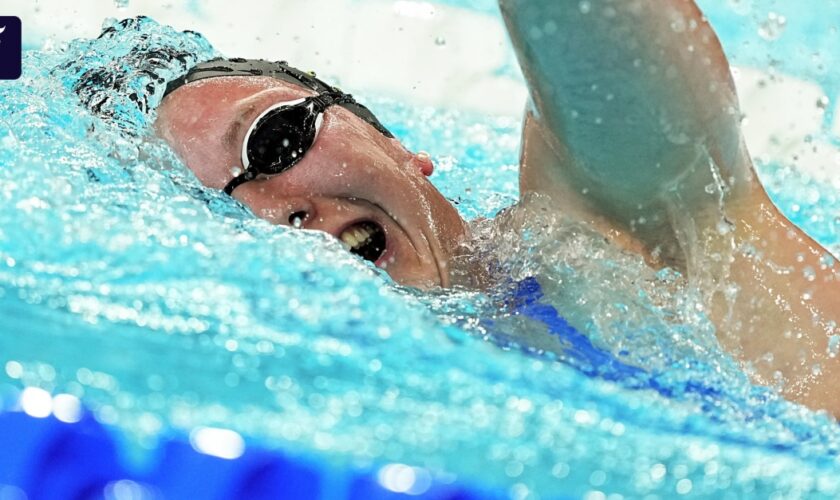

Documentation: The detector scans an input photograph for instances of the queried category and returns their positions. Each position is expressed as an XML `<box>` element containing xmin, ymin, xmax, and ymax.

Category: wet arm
<box><xmin>500</xmin><ymin>0</ymin><xmax>840</xmax><ymax>418</ymax></box>
<box><xmin>499</xmin><ymin>0</ymin><xmax>756</xmax><ymax>224</ymax></box>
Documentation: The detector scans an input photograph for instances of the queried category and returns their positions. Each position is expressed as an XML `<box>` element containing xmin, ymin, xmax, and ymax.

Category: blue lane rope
<box><xmin>0</xmin><ymin>408</ymin><xmax>507</xmax><ymax>500</ymax></box>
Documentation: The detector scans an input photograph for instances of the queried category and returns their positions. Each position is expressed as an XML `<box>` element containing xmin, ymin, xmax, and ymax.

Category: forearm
<box><xmin>500</xmin><ymin>0</ymin><xmax>750</xmax><ymax>205</ymax></box>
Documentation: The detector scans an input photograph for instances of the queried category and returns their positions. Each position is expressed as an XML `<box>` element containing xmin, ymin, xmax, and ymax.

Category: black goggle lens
<box><xmin>224</xmin><ymin>92</ymin><xmax>393</xmax><ymax>195</ymax></box>
<box><xmin>246</xmin><ymin>102</ymin><xmax>320</xmax><ymax>175</ymax></box>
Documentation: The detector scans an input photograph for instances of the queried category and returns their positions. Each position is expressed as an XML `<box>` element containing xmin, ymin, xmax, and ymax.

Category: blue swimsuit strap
<box><xmin>507</xmin><ymin>278</ymin><xmax>814</xmax><ymax>452</ymax></box>
<box><xmin>507</xmin><ymin>277</ymin><xmax>721</xmax><ymax>400</ymax></box>
<box><xmin>509</xmin><ymin>277</ymin><xmax>647</xmax><ymax>383</ymax></box>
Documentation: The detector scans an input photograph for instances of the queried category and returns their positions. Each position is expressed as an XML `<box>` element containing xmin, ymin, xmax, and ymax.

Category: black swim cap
<box><xmin>65</xmin><ymin>16</ymin><xmax>213</xmax><ymax>134</ymax></box>
<box><xmin>163</xmin><ymin>58</ymin><xmax>393</xmax><ymax>137</ymax></box>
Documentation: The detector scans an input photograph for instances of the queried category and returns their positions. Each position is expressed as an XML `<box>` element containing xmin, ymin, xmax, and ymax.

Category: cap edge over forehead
<box><xmin>163</xmin><ymin>57</ymin><xmax>395</xmax><ymax>139</ymax></box>
<box><xmin>163</xmin><ymin>58</ymin><xmax>336</xmax><ymax>98</ymax></box>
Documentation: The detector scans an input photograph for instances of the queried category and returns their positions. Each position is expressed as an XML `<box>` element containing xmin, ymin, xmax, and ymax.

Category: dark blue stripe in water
<box><xmin>0</xmin><ymin>410</ymin><xmax>515</xmax><ymax>500</ymax></box>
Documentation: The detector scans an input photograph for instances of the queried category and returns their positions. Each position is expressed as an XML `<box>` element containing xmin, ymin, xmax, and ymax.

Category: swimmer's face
<box><xmin>155</xmin><ymin>76</ymin><xmax>467</xmax><ymax>287</ymax></box>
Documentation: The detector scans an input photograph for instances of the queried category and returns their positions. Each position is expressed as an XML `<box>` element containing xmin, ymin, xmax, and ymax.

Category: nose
<box><xmin>288</xmin><ymin>209</ymin><xmax>308</xmax><ymax>227</ymax></box>
<box><xmin>243</xmin><ymin>194</ymin><xmax>315</xmax><ymax>229</ymax></box>
<box><xmin>281</xmin><ymin>197</ymin><xmax>314</xmax><ymax>228</ymax></box>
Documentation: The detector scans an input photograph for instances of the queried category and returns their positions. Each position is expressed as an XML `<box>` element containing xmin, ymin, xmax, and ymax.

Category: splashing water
<box><xmin>2</xmin><ymin>14</ymin><xmax>840</xmax><ymax>499</ymax></box>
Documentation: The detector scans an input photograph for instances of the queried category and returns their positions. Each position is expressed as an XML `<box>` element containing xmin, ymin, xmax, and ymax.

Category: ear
<box><xmin>411</xmin><ymin>151</ymin><xmax>434</xmax><ymax>177</ymax></box>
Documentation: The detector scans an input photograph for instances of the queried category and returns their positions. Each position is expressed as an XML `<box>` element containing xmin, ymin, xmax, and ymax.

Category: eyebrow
<box><xmin>222</xmin><ymin>103</ymin><xmax>257</xmax><ymax>152</ymax></box>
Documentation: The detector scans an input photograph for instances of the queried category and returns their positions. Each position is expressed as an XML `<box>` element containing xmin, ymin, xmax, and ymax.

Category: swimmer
<box><xmin>149</xmin><ymin>1</ymin><xmax>840</xmax><ymax>416</ymax></box>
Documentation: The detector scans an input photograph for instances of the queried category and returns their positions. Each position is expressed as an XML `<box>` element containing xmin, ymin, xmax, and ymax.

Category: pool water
<box><xmin>2</xmin><ymin>3</ymin><xmax>840</xmax><ymax>499</ymax></box>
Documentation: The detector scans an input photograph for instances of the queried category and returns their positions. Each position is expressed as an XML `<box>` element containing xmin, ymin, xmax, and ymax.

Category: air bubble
<box><xmin>579</xmin><ymin>1</ymin><xmax>591</xmax><ymax>14</ymax></box>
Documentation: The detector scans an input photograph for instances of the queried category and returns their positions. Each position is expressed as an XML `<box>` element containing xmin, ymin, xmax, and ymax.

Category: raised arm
<box><xmin>500</xmin><ymin>0</ymin><xmax>759</xmax><ymax>241</ymax></box>
<box><xmin>500</xmin><ymin>0</ymin><xmax>840</xmax><ymax>418</ymax></box>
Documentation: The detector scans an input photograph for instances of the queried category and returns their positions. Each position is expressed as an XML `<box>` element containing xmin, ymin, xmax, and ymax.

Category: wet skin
<box><xmin>155</xmin><ymin>76</ymin><xmax>468</xmax><ymax>288</ymax></box>
<box><xmin>156</xmin><ymin>0</ymin><xmax>840</xmax><ymax>417</ymax></box>
<box><xmin>502</xmin><ymin>0</ymin><xmax>840</xmax><ymax>418</ymax></box>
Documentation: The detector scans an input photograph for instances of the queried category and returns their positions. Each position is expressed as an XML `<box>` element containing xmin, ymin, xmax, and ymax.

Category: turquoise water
<box><xmin>2</xmin><ymin>4</ymin><xmax>840</xmax><ymax>499</ymax></box>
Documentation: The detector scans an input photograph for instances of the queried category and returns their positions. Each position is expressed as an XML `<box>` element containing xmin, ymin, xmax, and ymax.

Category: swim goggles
<box><xmin>163</xmin><ymin>58</ymin><xmax>394</xmax><ymax>195</ymax></box>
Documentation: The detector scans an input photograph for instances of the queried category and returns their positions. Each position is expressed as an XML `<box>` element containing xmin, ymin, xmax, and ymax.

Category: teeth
<box><xmin>337</xmin><ymin>221</ymin><xmax>386</xmax><ymax>262</ymax></box>
<box><xmin>355</xmin><ymin>227</ymin><xmax>371</xmax><ymax>242</ymax></box>
<box><xmin>341</xmin><ymin>231</ymin><xmax>359</xmax><ymax>248</ymax></box>
<box><xmin>341</xmin><ymin>225</ymin><xmax>373</xmax><ymax>249</ymax></box>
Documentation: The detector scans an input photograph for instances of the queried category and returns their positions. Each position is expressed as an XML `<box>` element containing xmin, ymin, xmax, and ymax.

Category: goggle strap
<box><xmin>223</xmin><ymin>168</ymin><xmax>259</xmax><ymax>195</ymax></box>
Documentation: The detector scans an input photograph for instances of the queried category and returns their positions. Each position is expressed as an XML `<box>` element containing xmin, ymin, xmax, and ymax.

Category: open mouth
<box><xmin>339</xmin><ymin>220</ymin><xmax>387</xmax><ymax>263</ymax></box>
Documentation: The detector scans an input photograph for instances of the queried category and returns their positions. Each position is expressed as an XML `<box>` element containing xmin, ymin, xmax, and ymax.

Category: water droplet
<box><xmin>434</xmin><ymin>36</ymin><xmax>446</xmax><ymax>46</ymax></box>
<box><xmin>758</xmin><ymin>12</ymin><xmax>786</xmax><ymax>41</ymax></box>
<box><xmin>828</xmin><ymin>335</ymin><xmax>840</xmax><ymax>358</ymax></box>
<box><xmin>727</xmin><ymin>0</ymin><xmax>752</xmax><ymax>16</ymax></box>
<box><xmin>817</xmin><ymin>95</ymin><xmax>830</xmax><ymax>110</ymax></box>
<box><xmin>579</xmin><ymin>1</ymin><xmax>591</xmax><ymax>14</ymax></box>
<box><xmin>716</xmin><ymin>219</ymin><xmax>734</xmax><ymax>235</ymax></box>
<box><xmin>229</xmin><ymin>166</ymin><xmax>242</xmax><ymax>176</ymax></box>
<box><xmin>803</xmin><ymin>266</ymin><xmax>816</xmax><ymax>282</ymax></box>
<box><xmin>114</xmin><ymin>0</ymin><xmax>129</xmax><ymax>8</ymax></box>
